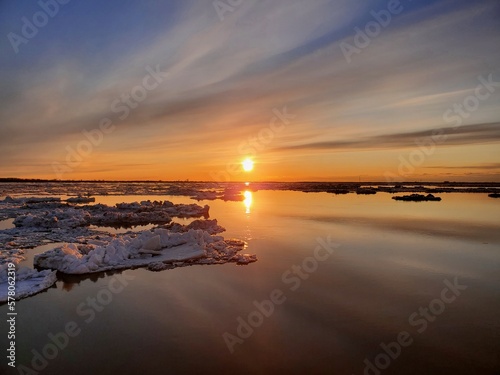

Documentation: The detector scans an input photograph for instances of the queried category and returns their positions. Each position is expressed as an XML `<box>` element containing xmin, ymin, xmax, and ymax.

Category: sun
<box><xmin>242</xmin><ymin>158</ymin><xmax>254</xmax><ymax>172</ymax></box>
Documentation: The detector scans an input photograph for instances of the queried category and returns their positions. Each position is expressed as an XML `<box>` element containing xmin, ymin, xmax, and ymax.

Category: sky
<box><xmin>0</xmin><ymin>0</ymin><xmax>499</xmax><ymax>182</ymax></box>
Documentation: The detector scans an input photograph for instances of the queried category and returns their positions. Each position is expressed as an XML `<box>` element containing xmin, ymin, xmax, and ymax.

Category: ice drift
<box><xmin>34</xmin><ymin>228</ymin><xmax>255</xmax><ymax>274</ymax></box>
<box><xmin>0</xmin><ymin>265</ymin><xmax>57</xmax><ymax>302</ymax></box>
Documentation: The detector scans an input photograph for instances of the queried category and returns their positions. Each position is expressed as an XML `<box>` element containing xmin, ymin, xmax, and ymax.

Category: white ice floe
<box><xmin>0</xmin><ymin>265</ymin><xmax>57</xmax><ymax>302</ymax></box>
<box><xmin>1</xmin><ymin>196</ymin><xmax>61</xmax><ymax>204</ymax></box>
<box><xmin>0</xmin><ymin>194</ymin><xmax>257</xmax><ymax>301</ymax></box>
<box><xmin>87</xmin><ymin>201</ymin><xmax>209</xmax><ymax>227</ymax></box>
<box><xmin>0</xmin><ymin>199</ymin><xmax>211</xmax><ymax>255</ymax></box>
<box><xmin>10</xmin><ymin>200</ymin><xmax>209</xmax><ymax>230</ymax></box>
<box><xmin>14</xmin><ymin>207</ymin><xmax>91</xmax><ymax>229</ymax></box>
<box><xmin>66</xmin><ymin>196</ymin><xmax>96</xmax><ymax>203</ymax></box>
<box><xmin>184</xmin><ymin>219</ymin><xmax>226</xmax><ymax>234</ymax></box>
<box><xmin>34</xmin><ymin>228</ymin><xmax>255</xmax><ymax>274</ymax></box>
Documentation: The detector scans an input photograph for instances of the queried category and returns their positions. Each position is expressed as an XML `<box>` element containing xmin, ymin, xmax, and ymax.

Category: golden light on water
<box><xmin>243</xmin><ymin>190</ymin><xmax>253</xmax><ymax>214</ymax></box>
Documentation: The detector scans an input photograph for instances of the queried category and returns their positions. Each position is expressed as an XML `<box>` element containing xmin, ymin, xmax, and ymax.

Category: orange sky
<box><xmin>1</xmin><ymin>1</ymin><xmax>499</xmax><ymax>182</ymax></box>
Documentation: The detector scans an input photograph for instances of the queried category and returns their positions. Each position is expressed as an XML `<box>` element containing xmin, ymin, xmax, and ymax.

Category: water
<box><xmin>1</xmin><ymin>190</ymin><xmax>499</xmax><ymax>374</ymax></box>
<box><xmin>0</xmin><ymin>218</ymin><xmax>14</xmax><ymax>230</ymax></box>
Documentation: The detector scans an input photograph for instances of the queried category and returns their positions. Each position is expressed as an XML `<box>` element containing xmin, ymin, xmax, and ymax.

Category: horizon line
<box><xmin>1</xmin><ymin>178</ymin><xmax>500</xmax><ymax>185</ymax></box>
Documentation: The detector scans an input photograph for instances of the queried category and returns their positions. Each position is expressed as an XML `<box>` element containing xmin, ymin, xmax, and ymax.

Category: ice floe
<box><xmin>392</xmin><ymin>194</ymin><xmax>442</xmax><ymax>202</ymax></box>
<box><xmin>66</xmin><ymin>196</ymin><xmax>96</xmax><ymax>203</ymax></box>
<box><xmin>0</xmin><ymin>264</ymin><xmax>57</xmax><ymax>302</ymax></box>
<box><xmin>34</xmin><ymin>228</ymin><xmax>255</xmax><ymax>274</ymax></box>
<box><xmin>0</xmin><ymin>195</ymin><xmax>256</xmax><ymax>302</ymax></box>
<box><xmin>0</xmin><ymin>198</ymin><xmax>212</xmax><ymax>255</ymax></box>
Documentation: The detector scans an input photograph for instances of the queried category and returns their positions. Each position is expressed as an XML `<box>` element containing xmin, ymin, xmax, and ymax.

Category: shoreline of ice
<box><xmin>0</xmin><ymin>196</ymin><xmax>256</xmax><ymax>302</ymax></box>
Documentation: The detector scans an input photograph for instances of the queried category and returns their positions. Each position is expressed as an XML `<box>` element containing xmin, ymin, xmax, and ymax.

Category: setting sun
<box><xmin>242</xmin><ymin>158</ymin><xmax>254</xmax><ymax>172</ymax></box>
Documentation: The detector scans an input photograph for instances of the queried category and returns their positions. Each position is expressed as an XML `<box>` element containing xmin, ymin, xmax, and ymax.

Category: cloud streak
<box><xmin>277</xmin><ymin>123</ymin><xmax>500</xmax><ymax>152</ymax></box>
<box><xmin>0</xmin><ymin>0</ymin><xmax>499</xmax><ymax>180</ymax></box>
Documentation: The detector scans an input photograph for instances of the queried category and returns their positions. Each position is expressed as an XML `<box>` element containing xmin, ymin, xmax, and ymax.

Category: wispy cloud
<box><xmin>425</xmin><ymin>163</ymin><xmax>500</xmax><ymax>170</ymax></box>
<box><xmin>0</xmin><ymin>0</ymin><xmax>499</xmax><ymax>180</ymax></box>
<box><xmin>278</xmin><ymin>123</ymin><xmax>500</xmax><ymax>152</ymax></box>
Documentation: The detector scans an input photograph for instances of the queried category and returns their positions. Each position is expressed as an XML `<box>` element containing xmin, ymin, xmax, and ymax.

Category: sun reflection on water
<box><xmin>243</xmin><ymin>190</ymin><xmax>253</xmax><ymax>214</ymax></box>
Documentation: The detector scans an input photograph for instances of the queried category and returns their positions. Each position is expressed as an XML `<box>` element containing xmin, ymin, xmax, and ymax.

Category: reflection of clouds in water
<box><xmin>304</xmin><ymin>214</ymin><xmax>500</xmax><ymax>244</ymax></box>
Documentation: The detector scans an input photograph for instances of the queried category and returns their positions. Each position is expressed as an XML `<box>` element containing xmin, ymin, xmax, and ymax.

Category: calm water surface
<box><xmin>1</xmin><ymin>191</ymin><xmax>499</xmax><ymax>374</ymax></box>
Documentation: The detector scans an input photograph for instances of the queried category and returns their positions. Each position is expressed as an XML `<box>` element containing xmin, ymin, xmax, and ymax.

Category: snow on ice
<box><xmin>0</xmin><ymin>196</ymin><xmax>256</xmax><ymax>302</ymax></box>
<box><xmin>0</xmin><ymin>264</ymin><xmax>57</xmax><ymax>302</ymax></box>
